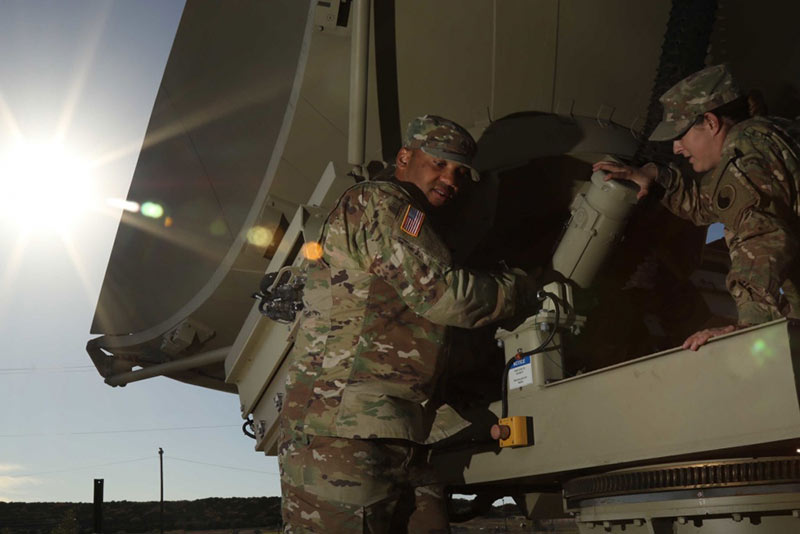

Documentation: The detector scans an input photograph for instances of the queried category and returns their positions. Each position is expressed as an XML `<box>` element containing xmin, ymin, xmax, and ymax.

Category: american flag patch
<box><xmin>400</xmin><ymin>205</ymin><xmax>425</xmax><ymax>237</ymax></box>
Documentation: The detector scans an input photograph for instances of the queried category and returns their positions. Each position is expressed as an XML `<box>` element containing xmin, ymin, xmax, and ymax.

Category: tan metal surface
<box><xmin>225</xmin><ymin>205</ymin><xmax>327</xmax><ymax>416</ymax></box>
<box><xmin>347</xmin><ymin>0</ymin><xmax>371</xmax><ymax>167</ymax></box>
<box><xmin>551</xmin><ymin>171</ymin><xmax>638</xmax><ymax>287</ymax></box>
<box><xmin>250</xmin><ymin>360</ymin><xmax>292</xmax><ymax>455</ymax></box>
<box><xmin>395</xmin><ymin>1</ymin><xmax>668</xmax><ymax>131</ymax></box>
<box><xmin>572</xmin><ymin>488</ymin><xmax>800</xmax><ymax>522</ymax></box>
<box><xmin>105</xmin><ymin>347</ymin><xmax>229</xmax><ymax>387</ymax></box>
<box><xmin>92</xmin><ymin>1</ymin><xmax>314</xmax><ymax>336</ymax></box>
<box><xmin>79</xmin><ymin>5</ymin><xmax>800</xmax><ymax>527</ymax></box>
<box><xmin>572</xmin><ymin>490</ymin><xmax>800</xmax><ymax>534</ymax></box>
<box><xmin>577</xmin><ymin>514</ymin><xmax>800</xmax><ymax>534</ymax></box>
<box><xmin>434</xmin><ymin>319</ymin><xmax>800</xmax><ymax>485</ymax></box>
<box><xmin>87</xmin><ymin>0</ymin><xmax>672</xmax><ymax>389</ymax></box>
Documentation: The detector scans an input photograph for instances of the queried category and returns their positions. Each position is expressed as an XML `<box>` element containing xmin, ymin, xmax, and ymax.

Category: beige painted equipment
<box><xmin>552</xmin><ymin>170</ymin><xmax>639</xmax><ymax>288</ymax></box>
<box><xmin>86</xmin><ymin>1</ymin><xmax>800</xmax><ymax>531</ymax></box>
<box><xmin>494</xmin><ymin>168</ymin><xmax>639</xmax><ymax>398</ymax></box>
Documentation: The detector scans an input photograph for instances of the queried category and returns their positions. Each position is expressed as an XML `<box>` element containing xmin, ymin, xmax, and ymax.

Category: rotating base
<box><xmin>564</xmin><ymin>458</ymin><xmax>800</xmax><ymax>533</ymax></box>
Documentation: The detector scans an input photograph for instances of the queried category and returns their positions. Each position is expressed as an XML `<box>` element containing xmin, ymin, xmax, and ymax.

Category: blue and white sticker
<box><xmin>509</xmin><ymin>356</ymin><xmax>533</xmax><ymax>388</ymax></box>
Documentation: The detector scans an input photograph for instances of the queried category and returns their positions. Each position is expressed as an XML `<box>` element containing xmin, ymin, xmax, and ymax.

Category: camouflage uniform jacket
<box><xmin>654</xmin><ymin>116</ymin><xmax>800</xmax><ymax>325</ymax></box>
<box><xmin>280</xmin><ymin>179</ymin><xmax>525</xmax><ymax>443</ymax></box>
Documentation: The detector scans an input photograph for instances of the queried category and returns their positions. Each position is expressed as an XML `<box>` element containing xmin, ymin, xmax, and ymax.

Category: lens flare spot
<box><xmin>302</xmin><ymin>241</ymin><xmax>324</xmax><ymax>261</ymax></box>
<box><xmin>246</xmin><ymin>226</ymin><xmax>273</xmax><ymax>247</ymax></box>
<box><xmin>209</xmin><ymin>217</ymin><xmax>227</xmax><ymax>236</ymax></box>
<box><xmin>106</xmin><ymin>198</ymin><xmax>140</xmax><ymax>212</ymax></box>
<box><xmin>750</xmin><ymin>338</ymin><xmax>775</xmax><ymax>367</ymax></box>
<box><xmin>141</xmin><ymin>201</ymin><xmax>164</xmax><ymax>219</ymax></box>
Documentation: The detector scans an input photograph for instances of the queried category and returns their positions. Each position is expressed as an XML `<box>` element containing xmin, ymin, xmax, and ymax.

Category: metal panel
<box><xmin>395</xmin><ymin>0</ymin><xmax>494</xmax><ymax>130</ymax></box>
<box><xmin>434</xmin><ymin>320</ymin><xmax>800</xmax><ymax>486</ymax></box>
<box><xmin>92</xmin><ymin>1</ymin><xmax>314</xmax><ymax>336</ymax></box>
<box><xmin>492</xmin><ymin>0</ymin><xmax>559</xmax><ymax>118</ymax></box>
<box><xmin>225</xmin><ymin>205</ymin><xmax>327</xmax><ymax>415</ymax></box>
<box><xmin>251</xmin><ymin>361</ymin><xmax>292</xmax><ymax>454</ymax></box>
<box><xmin>552</xmin><ymin>0</ymin><xmax>670</xmax><ymax>128</ymax></box>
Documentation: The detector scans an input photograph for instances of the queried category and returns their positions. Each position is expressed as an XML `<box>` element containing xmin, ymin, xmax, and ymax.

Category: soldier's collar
<box><xmin>383</xmin><ymin>173</ymin><xmax>436</xmax><ymax>213</ymax></box>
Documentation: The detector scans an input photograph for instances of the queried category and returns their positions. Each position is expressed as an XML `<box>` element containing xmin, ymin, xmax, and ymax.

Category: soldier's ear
<box><xmin>396</xmin><ymin>147</ymin><xmax>412</xmax><ymax>169</ymax></box>
<box><xmin>704</xmin><ymin>112</ymin><xmax>722</xmax><ymax>134</ymax></box>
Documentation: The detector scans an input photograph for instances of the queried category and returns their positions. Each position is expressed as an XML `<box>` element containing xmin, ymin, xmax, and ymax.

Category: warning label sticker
<box><xmin>508</xmin><ymin>356</ymin><xmax>533</xmax><ymax>389</ymax></box>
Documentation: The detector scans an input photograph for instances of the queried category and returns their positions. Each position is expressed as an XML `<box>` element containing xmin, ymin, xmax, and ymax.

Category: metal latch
<box><xmin>252</xmin><ymin>266</ymin><xmax>306</xmax><ymax>323</ymax></box>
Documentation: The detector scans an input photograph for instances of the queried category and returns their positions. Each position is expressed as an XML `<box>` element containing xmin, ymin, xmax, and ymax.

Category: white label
<box><xmin>509</xmin><ymin>356</ymin><xmax>533</xmax><ymax>388</ymax></box>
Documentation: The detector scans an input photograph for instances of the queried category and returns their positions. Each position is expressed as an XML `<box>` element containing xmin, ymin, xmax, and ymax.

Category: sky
<box><xmin>0</xmin><ymin>0</ymin><xmax>282</xmax><ymax>503</ymax></box>
<box><xmin>0</xmin><ymin>0</ymin><xmax>731</xmax><ymax>507</ymax></box>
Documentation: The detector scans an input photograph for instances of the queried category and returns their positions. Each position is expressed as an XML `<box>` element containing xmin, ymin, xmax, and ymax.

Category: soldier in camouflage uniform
<box><xmin>278</xmin><ymin>115</ymin><xmax>540</xmax><ymax>533</ymax></box>
<box><xmin>594</xmin><ymin>64</ymin><xmax>800</xmax><ymax>350</ymax></box>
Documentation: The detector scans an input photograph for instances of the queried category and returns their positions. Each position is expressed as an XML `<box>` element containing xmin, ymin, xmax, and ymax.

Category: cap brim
<box><xmin>420</xmin><ymin>146</ymin><xmax>480</xmax><ymax>182</ymax></box>
<box><xmin>649</xmin><ymin>118</ymin><xmax>693</xmax><ymax>142</ymax></box>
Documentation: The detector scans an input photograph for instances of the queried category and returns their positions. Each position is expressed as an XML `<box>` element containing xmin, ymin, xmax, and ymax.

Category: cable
<box><xmin>500</xmin><ymin>291</ymin><xmax>562</xmax><ymax>419</ymax></box>
<box><xmin>2</xmin><ymin>456</ymin><xmax>280</xmax><ymax>480</ymax></box>
<box><xmin>242</xmin><ymin>417</ymin><xmax>256</xmax><ymax>439</ymax></box>
<box><xmin>0</xmin><ymin>424</ymin><xmax>239</xmax><ymax>438</ymax></box>
<box><xmin>168</xmin><ymin>456</ymin><xmax>279</xmax><ymax>476</ymax></box>
<box><xmin>0</xmin><ymin>365</ymin><xmax>95</xmax><ymax>374</ymax></box>
<box><xmin>3</xmin><ymin>456</ymin><xmax>152</xmax><ymax>478</ymax></box>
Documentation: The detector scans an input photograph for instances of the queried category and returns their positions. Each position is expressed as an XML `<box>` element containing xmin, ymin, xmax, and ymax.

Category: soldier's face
<box><xmin>395</xmin><ymin>148</ymin><xmax>470</xmax><ymax>207</ymax></box>
<box><xmin>672</xmin><ymin>113</ymin><xmax>726</xmax><ymax>172</ymax></box>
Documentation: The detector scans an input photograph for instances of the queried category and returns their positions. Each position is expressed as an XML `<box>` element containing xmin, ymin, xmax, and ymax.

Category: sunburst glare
<box><xmin>0</xmin><ymin>139</ymin><xmax>95</xmax><ymax>233</ymax></box>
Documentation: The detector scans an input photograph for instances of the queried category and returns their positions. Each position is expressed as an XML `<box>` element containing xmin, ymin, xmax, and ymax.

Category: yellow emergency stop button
<box><xmin>491</xmin><ymin>416</ymin><xmax>533</xmax><ymax>447</ymax></box>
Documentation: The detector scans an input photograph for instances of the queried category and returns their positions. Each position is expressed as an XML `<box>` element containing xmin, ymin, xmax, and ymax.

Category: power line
<box><xmin>2</xmin><ymin>456</ymin><xmax>152</xmax><ymax>478</ymax></box>
<box><xmin>0</xmin><ymin>365</ymin><xmax>95</xmax><ymax>375</ymax></box>
<box><xmin>169</xmin><ymin>456</ymin><xmax>279</xmax><ymax>476</ymax></box>
<box><xmin>0</xmin><ymin>424</ymin><xmax>240</xmax><ymax>438</ymax></box>
<box><xmin>0</xmin><ymin>455</ymin><xmax>279</xmax><ymax>479</ymax></box>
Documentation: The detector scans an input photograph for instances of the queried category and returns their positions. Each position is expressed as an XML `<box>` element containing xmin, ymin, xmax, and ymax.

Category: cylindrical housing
<box><xmin>551</xmin><ymin>171</ymin><xmax>638</xmax><ymax>288</ymax></box>
<box><xmin>347</xmin><ymin>0</ymin><xmax>371</xmax><ymax>165</ymax></box>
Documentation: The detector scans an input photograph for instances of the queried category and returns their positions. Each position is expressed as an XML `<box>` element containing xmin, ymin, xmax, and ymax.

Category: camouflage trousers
<box><xmin>278</xmin><ymin>428</ymin><xmax>450</xmax><ymax>533</ymax></box>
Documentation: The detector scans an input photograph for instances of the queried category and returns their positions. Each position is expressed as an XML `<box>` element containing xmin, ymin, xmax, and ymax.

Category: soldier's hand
<box><xmin>510</xmin><ymin>269</ymin><xmax>543</xmax><ymax>317</ymax></box>
<box><xmin>592</xmin><ymin>161</ymin><xmax>658</xmax><ymax>200</ymax></box>
<box><xmin>681</xmin><ymin>325</ymin><xmax>738</xmax><ymax>351</ymax></box>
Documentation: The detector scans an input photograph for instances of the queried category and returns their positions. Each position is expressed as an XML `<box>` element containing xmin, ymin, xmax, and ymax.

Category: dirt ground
<box><xmin>452</xmin><ymin>516</ymin><xmax>580</xmax><ymax>533</ymax></box>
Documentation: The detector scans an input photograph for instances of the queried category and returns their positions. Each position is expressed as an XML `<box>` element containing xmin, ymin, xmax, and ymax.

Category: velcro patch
<box><xmin>400</xmin><ymin>205</ymin><xmax>425</xmax><ymax>237</ymax></box>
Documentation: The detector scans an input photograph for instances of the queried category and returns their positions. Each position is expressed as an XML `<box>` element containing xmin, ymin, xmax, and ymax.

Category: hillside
<box><xmin>0</xmin><ymin>497</ymin><xmax>578</xmax><ymax>533</ymax></box>
<box><xmin>0</xmin><ymin>497</ymin><xmax>281</xmax><ymax>533</ymax></box>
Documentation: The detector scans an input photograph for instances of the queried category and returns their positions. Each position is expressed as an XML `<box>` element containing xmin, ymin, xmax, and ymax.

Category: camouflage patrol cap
<box><xmin>404</xmin><ymin>114</ymin><xmax>480</xmax><ymax>181</ymax></box>
<box><xmin>649</xmin><ymin>64</ymin><xmax>743</xmax><ymax>142</ymax></box>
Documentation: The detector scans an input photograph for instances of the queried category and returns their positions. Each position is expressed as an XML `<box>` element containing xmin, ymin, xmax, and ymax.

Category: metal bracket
<box><xmin>314</xmin><ymin>0</ymin><xmax>352</xmax><ymax>36</ymax></box>
<box><xmin>160</xmin><ymin>318</ymin><xmax>215</xmax><ymax>356</ymax></box>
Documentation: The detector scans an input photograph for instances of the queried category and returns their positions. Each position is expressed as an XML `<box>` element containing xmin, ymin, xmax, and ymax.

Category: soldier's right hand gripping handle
<box><xmin>514</xmin><ymin>267</ymin><xmax>562</xmax><ymax>317</ymax></box>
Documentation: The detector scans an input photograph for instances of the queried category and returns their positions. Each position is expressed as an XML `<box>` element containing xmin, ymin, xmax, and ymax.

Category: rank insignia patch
<box><xmin>400</xmin><ymin>205</ymin><xmax>425</xmax><ymax>237</ymax></box>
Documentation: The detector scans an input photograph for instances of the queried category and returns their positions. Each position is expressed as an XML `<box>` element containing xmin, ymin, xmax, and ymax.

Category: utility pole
<box><xmin>159</xmin><ymin>447</ymin><xmax>164</xmax><ymax>534</ymax></box>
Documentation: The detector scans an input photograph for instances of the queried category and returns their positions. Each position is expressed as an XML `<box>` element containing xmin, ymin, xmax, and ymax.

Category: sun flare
<box><xmin>0</xmin><ymin>139</ymin><xmax>95</xmax><ymax>233</ymax></box>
